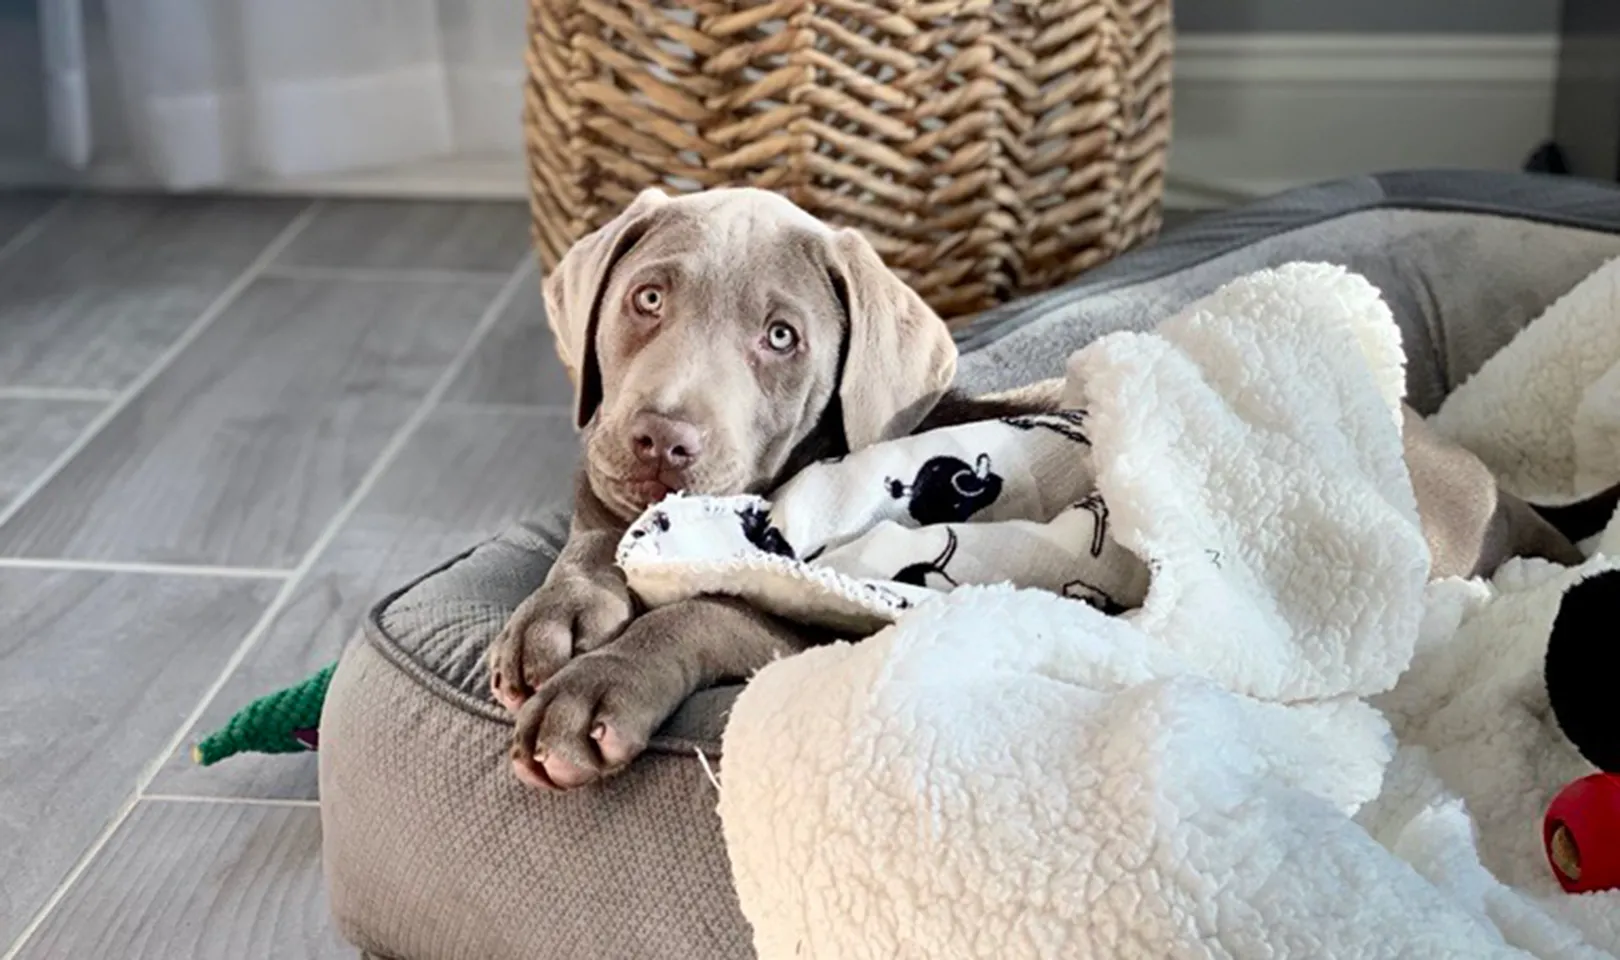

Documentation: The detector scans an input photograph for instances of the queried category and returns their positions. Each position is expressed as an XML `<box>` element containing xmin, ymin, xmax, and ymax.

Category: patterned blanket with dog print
<box><xmin>614</xmin><ymin>403</ymin><xmax>1150</xmax><ymax>634</ymax></box>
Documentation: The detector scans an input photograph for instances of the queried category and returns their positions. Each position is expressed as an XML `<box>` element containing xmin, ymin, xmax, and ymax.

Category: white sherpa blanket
<box><xmin>630</xmin><ymin>260</ymin><xmax>1620</xmax><ymax>957</ymax></box>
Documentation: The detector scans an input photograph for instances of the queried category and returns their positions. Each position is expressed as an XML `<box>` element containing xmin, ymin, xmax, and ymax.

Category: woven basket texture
<box><xmin>524</xmin><ymin>0</ymin><xmax>1172</xmax><ymax>321</ymax></box>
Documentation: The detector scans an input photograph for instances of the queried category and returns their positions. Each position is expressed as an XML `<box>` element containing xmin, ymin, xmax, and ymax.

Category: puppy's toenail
<box><xmin>590</xmin><ymin>723</ymin><xmax>607</xmax><ymax>742</ymax></box>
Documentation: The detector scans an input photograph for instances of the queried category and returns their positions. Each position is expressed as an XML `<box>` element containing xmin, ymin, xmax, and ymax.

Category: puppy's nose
<box><xmin>629</xmin><ymin>413</ymin><xmax>703</xmax><ymax>469</ymax></box>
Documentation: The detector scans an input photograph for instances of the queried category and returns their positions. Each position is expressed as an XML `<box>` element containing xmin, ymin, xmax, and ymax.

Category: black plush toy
<box><xmin>1546</xmin><ymin>569</ymin><xmax>1619</xmax><ymax>775</ymax></box>
<box><xmin>1542</xmin><ymin>568</ymin><xmax>1620</xmax><ymax>893</ymax></box>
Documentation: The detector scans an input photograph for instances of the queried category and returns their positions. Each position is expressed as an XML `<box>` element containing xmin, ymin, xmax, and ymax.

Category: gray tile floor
<box><xmin>0</xmin><ymin>192</ymin><xmax>575</xmax><ymax>958</ymax></box>
<box><xmin>0</xmin><ymin>191</ymin><xmax>1202</xmax><ymax>957</ymax></box>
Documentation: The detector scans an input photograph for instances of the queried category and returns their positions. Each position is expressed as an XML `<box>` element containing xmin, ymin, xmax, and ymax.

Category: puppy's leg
<box><xmin>1403</xmin><ymin>406</ymin><xmax>1585</xmax><ymax>578</ymax></box>
<box><xmin>1530</xmin><ymin>479</ymin><xmax>1620</xmax><ymax>546</ymax></box>
<box><xmin>489</xmin><ymin>472</ymin><xmax>636</xmax><ymax>712</ymax></box>
<box><xmin>918</xmin><ymin>378</ymin><xmax>1064</xmax><ymax>430</ymax></box>
<box><xmin>509</xmin><ymin>596</ymin><xmax>823</xmax><ymax>790</ymax></box>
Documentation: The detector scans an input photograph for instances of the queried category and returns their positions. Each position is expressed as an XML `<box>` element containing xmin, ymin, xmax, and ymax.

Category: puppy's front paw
<box><xmin>508</xmin><ymin>647</ymin><xmax>680</xmax><ymax>791</ymax></box>
<box><xmin>488</xmin><ymin>573</ymin><xmax>634</xmax><ymax>714</ymax></box>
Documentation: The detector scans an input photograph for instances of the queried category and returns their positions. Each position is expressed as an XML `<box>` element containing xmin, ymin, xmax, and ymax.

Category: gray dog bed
<box><xmin>319</xmin><ymin>171</ymin><xmax>1620</xmax><ymax>960</ymax></box>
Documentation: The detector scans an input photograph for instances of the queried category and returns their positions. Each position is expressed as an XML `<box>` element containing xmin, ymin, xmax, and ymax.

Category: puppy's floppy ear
<box><xmin>543</xmin><ymin>188</ymin><xmax>670</xmax><ymax>428</ymax></box>
<box><xmin>827</xmin><ymin>228</ymin><xmax>957</xmax><ymax>449</ymax></box>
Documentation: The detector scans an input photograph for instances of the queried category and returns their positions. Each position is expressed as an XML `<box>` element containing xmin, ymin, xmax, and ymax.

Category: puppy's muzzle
<box><xmin>621</xmin><ymin>411</ymin><xmax>704</xmax><ymax>506</ymax></box>
<box><xmin>629</xmin><ymin>411</ymin><xmax>704</xmax><ymax>470</ymax></box>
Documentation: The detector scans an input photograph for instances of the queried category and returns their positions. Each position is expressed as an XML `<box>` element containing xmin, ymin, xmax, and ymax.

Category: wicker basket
<box><xmin>523</xmin><ymin>0</ymin><xmax>1172</xmax><ymax>321</ymax></box>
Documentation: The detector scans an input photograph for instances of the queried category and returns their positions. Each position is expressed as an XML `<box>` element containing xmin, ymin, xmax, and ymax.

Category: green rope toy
<box><xmin>191</xmin><ymin>662</ymin><xmax>336</xmax><ymax>766</ymax></box>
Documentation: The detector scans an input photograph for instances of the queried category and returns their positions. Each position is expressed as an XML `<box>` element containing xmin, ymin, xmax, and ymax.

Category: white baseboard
<box><xmin>4</xmin><ymin>33</ymin><xmax>1560</xmax><ymax>209</ymax></box>
<box><xmin>1167</xmin><ymin>33</ymin><xmax>1559</xmax><ymax>202</ymax></box>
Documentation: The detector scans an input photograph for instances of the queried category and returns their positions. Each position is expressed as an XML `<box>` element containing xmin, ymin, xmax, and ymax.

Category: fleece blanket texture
<box><xmin>625</xmin><ymin>260</ymin><xmax>1620</xmax><ymax>958</ymax></box>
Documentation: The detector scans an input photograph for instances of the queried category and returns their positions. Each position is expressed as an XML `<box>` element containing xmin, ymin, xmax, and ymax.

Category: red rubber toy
<box><xmin>1544</xmin><ymin>773</ymin><xmax>1620</xmax><ymax>894</ymax></box>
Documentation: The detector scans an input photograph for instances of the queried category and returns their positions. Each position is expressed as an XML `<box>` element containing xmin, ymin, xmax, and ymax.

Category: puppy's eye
<box><xmin>630</xmin><ymin>284</ymin><xmax>664</xmax><ymax>316</ymax></box>
<box><xmin>764</xmin><ymin>321</ymin><xmax>799</xmax><ymax>354</ymax></box>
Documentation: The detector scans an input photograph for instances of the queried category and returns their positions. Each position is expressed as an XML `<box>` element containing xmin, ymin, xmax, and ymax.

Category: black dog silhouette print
<box><xmin>1063</xmin><ymin>578</ymin><xmax>1128</xmax><ymax>616</ymax></box>
<box><xmin>1004</xmin><ymin>409</ymin><xmax>1091</xmax><ymax>445</ymax></box>
<box><xmin>1073</xmin><ymin>493</ymin><xmax>1109</xmax><ymax>557</ymax></box>
<box><xmin>737</xmin><ymin>504</ymin><xmax>796</xmax><ymax>559</ymax></box>
<box><xmin>892</xmin><ymin>528</ymin><xmax>960</xmax><ymax>589</ymax></box>
<box><xmin>886</xmin><ymin>453</ymin><xmax>1003</xmax><ymax>524</ymax></box>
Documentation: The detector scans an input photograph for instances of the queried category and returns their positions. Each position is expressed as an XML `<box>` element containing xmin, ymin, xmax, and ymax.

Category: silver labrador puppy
<box><xmin>489</xmin><ymin>187</ymin><xmax>1018</xmax><ymax>790</ymax></box>
<box><xmin>489</xmin><ymin>186</ymin><xmax>1606</xmax><ymax>792</ymax></box>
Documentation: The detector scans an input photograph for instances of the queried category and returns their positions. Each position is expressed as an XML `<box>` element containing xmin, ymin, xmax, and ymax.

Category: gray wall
<box><xmin>0</xmin><ymin>0</ymin><xmax>44</xmax><ymax>162</ymax></box>
<box><xmin>1176</xmin><ymin>0</ymin><xmax>1560</xmax><ymax>33</ymax></box>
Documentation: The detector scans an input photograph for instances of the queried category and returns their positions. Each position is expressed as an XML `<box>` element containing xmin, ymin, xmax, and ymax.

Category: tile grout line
<box><xmin>0</xmin><ymin>201</ymin><xmax>324</xmax><ymax>538</ymax></box>
<box><xmin>0</xmin><ymin>254</ymin><xmax>537</xmax><ymax>960</ymax></box>
<box><xmin>0</xmin><ymin>387</ymin><xmax>118</xmax><ymax>403</ymax></box>
<box><xmin>261</xmin><ymin>263</ymin><xmax>514</xmax><ymax>284</ymax></box>
<box><xmin>0</xmin><ymin>198</ymin><xmax>318</xmax><ymax>960</ymax></box>
<box><xmin>0</xmin><ymin>196</ymin><xmax>69</xmax><ymax>265</ymax></box>
<box><xmin>142</xmin><ymin>794</ymin><xmax>322</xmax><ymax>809</ymax></box>
<box><xmin>0</xmin><ymin>557</ymin><xmax>292</xmax><ymax>579</ymax></box>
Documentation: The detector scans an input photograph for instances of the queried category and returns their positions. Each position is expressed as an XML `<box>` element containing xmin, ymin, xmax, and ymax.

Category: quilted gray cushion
<box><xmin>320</xmin><ymin>171</ymin><xmax>1620</xmax><ymax>960</ymax></box>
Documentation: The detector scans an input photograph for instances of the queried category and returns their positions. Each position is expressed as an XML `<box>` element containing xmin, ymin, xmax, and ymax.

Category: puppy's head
<box><xmin>545</xmin><ymin>187</ymin><xmax>957</xmax><ymax>519</ymax></box>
